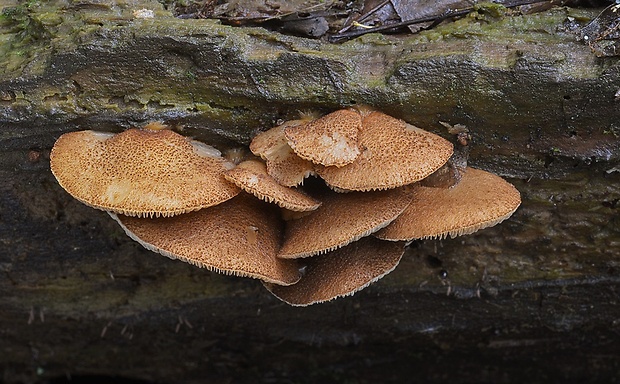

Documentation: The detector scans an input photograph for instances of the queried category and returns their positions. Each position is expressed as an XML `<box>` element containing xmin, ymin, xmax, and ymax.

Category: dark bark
<box><xmin>1</xmin><ymin>1</ymin><xmax>620</xmax><ymax>383</ymax></box>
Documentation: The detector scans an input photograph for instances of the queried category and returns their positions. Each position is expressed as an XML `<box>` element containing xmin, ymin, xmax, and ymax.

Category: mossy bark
<box><xmin>1</xmin><ymin>1</ymin><xmax>620</xmax><ymax>383</ymax></box>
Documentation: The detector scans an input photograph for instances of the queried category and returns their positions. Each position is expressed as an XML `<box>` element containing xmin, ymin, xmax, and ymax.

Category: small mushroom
<box><xmin>109</xmin><ymin>193</ymin><xmax>302</xmax><ymax>286</ymax></box>
<box><xmin>278</xmin><ymin>186</ymin><xmax>414</xmax><ymax>259</ymax></box>
<box><xmin>264</xmin><ymin>237</ymin><xmax>405</xmax><ymax>306</ymax></box>
<box><xmin>223</xmin><ymin>159</ymin><xmax>321</xmax><ymax>212</ymax></box>
<box><xmin>284</xmin><ymin>109</ymin><xmax>362</xmax><ymax>167</ymax></box>
<box><xmin>315</xmin><ymin>111</ymin><xmax>454</xmax><ymax>191</ymax></box>
<box><xmin>249</xmin><ymin>120</ymin><xmax>316</xmax><ymax>187</ymax></box>
<box><xmin>50</xmin><ymin>127</ymin><xmax>239</xmax><ymax>217</ymax></box>
<box><xmin>422</xmin><ymin>124</ymin><xmax>471</xmax><ymax>188</ymax></box>
<box><xmin>375</xmin><ymin>167</ymin><xmax>521</xmax><ymax>241</ymax></box>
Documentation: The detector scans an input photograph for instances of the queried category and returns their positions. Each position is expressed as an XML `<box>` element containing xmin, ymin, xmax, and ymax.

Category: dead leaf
<box><xmin>580</xmin><ymin>2</ymin><xmax>620</xmax><ymax>57</ymax></box>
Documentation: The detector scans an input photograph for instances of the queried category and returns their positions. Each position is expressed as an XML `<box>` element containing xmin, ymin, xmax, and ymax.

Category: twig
<box><xmin>338</xmin><ymin>0</ymin><xmax>391</xmax><ymax>34</ymax></box>
<box><xmin>328</xmin><ymin>0</ymin><xmax>555</xmax><ymax>43</ymax></box>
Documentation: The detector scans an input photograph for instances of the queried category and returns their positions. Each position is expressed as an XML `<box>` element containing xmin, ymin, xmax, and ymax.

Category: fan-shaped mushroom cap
<box><xmin>224</xmin><ymin>159</ymin><xmax>321</xmax><ymax>212</ymax></box>
<box><xmin>109</xmin><ymin>194</ymin><xmax>302</xmax><ymax>286</ymax></box>
<box><xmin>278</xmin><ymin>186</ymin><xmax>414</xmax><ymax>259</ymax></box>
<box><xmin>264</xmin><ymin>237</ymin><xmax>405</xmax><ymax>306</ymax></box>
<box><xmin>315</xmin><ymin>111</ymin><xmax>454</xmax><ymax>191</ymax></box>
<box><xmin>375</xmin><ymin>167</ymin><xmax>521</xmax><ymax>241</ymax></box>
<box><xmin>50</xmin><ymin>128</ymin><xmax>240</xmax><ymax>217</ymax></box>
<box><xmin>249</xmin><ymin>120</ymin><xmax>315</xmax><ymax>187</ymax></box>
<box><xmin>284</xmin><ymin>109</ymin><xmax>362</xmax><ymax>167</ymax></box>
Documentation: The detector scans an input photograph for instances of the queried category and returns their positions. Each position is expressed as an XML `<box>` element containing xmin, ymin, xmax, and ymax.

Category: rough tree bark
<box><xmin>1</xmin><ymin>1</ymin><xmax>620</xmax><ymax>383</ymax></box>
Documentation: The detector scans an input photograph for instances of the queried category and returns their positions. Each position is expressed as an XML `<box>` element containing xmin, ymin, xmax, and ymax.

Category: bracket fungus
<box><xmin>284</xmin><ymin>109</ymin><xmax>362</xmax><ymax>167</ymax></box>
<box><xmin>264</xmin><ymin>237</ymin><xmax>405</xmax><ymax>306</ymax></box>
<box><xmin>375</xmin><ymin>167</ymin><xmax>522</xmax><ymax>241</ymax></box>
<box><xmin>223</xmin><ymin>159</ymin><xmax>321</xmax><ymax>212</ymax></box>
<box><xmin>249</xmin><ymin>119</ymin><xmax>315</xmax><ymax>187</ymax></box>
<box><xmin>278</xmin><ymin>186</ymin><xmax>414</xmax><ymax>259</ymax></box>
<box><xmin>110</xmin><ymin>194</ymin><xmax>302</xmax><ymax>286</ymax></box>
<box><xmin>50</xmin><ymin>127</ymin><xmax>240</xmax><ymax>218</ymax></box>
<box><xmin>50</xmin><ymin>109</ymin><xmax>521</xmax><ymax>306</ymax></box>
<box><xmin>315</xmin><ymin>110</ymin><xmax>454</xmax><ymax>192</ymax></box>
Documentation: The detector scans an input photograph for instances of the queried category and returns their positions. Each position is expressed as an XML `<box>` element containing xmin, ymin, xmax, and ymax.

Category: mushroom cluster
<box><xmin>50</xmin><ymin>109</ymin><xmax>521</xmax><ymax>306</ymax></box>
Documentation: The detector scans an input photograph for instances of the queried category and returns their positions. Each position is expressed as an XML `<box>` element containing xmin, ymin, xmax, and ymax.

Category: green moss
<box><xmin>0</xmin><ymin>4</ymin><xmax>51</xmax><ymax>70</ymax></box>
<box><xmin>407</xmin><ymin>6</ymin><xmax>592</xmax><ymax>45</ymax></box>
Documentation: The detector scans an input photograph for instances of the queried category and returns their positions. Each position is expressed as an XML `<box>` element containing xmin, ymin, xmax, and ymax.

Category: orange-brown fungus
<box><xmin>278</xmin><ymin>186</ymin><xmax>414</xmax><ymax>259</ymax></box>
<box><xmin>375</xmin><ymin>167</ymin><xmax>521</xmax><ymax>241</ymax></box>
<box><xmin>110</xmin><ymin>194</ymin><xmax>302</xmax><ymax>286</ymax></box>
<box><xmin>249</xmin><ymin>120</ymin><xmax>315</xmax><ymax>187</ymax></box>
<box><xmin>284</xmin><ymin>109</ymin><xmax>361</xmax><ymax>167</ymax></box>
<box><xmin>50</xmin><ymin>128</ymin><xmax>240</xmax><ymax>218</ymax></box>
<box><xmin>264</xmin><ymin>237</ymin><xmax>405</xmax><ymax>306</ymax></box>
<box><xmin>224</xmin><ymin>159</ymin><xmax>321</xmax><ymax>211</ymax></box>
<box><xmin>316</xmin><ymin>111</ymin><xmax>454</xmax><ymax>191</ymax></box>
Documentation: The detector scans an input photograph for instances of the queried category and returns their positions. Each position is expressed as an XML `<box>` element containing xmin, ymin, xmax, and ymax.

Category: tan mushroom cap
<box><xmin>109</xmin><ymin>194</ymin><xmax>302</xmax><ymax>286</ymax></box>
<box><xmin>50</xmin><ymin>128</ymin><xmax>240</xmax><ymax>217</ymax></box>
<box><xmin>224</xmin><ymin>159</ymin><xmax>321</xmax><ymax>212</ymax></box>
<box><xmin>278</xmin><ymin>186</ymin><xmax>414</xmax><ymax>259</ymax></box>
<box><xmin>315</xmin><ymin>111</ymin><xmax>454</xmax><ymax>191</ymax></box>
<box><xmin>249</xmin><ymin>120</ymin><xmax>315</xmax><ymax>187</ymax></box>
<box><xmin>375</xmin><ymin>167</ymin><xmax>521</xmax><ymax>241</ymax></box>
<box><xmin>264</xmin><ymin>237</ymin><xmax>405</xmax><ymax>306</ymax></box>
<box><xmin>284</xmin><ymin>109</ymin><xmax>362</xmax><ymax>167</ymax></box>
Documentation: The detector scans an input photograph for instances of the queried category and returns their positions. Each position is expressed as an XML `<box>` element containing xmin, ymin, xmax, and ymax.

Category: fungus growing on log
<box><xmin>315</xmin><ymin>111</ymin><xmax>454</xmax><ymax>191</ymax></box>
<box><xmin>264</xmin><ymin>237</ymin><xmax>406</xmax><ymax>306</ymax></box>
<box><xmin>110</xmin><ymin>194</ymin><xmax>302</xmax><ymax>286</ymax></box>
<box><xmin>375</xmin><ymin>167</ymin><xmax>522</xmax><ymax>241</ymax></box>
<box><xmin>284</xmin><ymin>109</ymin><xmax>362</xmax><ymax>167</ymax></box>
<box><xmin>278</xmin><ymin>186</ymin><xmax>414</xmax><ymax>259</ymax></box>
<box><xmin>50</xmin><ymin>127</ymin><xmax>239</xmax><ymax>217</ymax></box>
<box><xmin>223</xmin><ymin>159</ymin><xmax>321</xmax><ymax>212</ymax></box>
<box><xmin>249</xmin><ymin>119</ymin><xmax>315</xmax><ymax>187</ymax></box>
<box><xmin>49</xmin><ymin>110</ymin><xmax>521</xmax><ymax>306</ymax></box>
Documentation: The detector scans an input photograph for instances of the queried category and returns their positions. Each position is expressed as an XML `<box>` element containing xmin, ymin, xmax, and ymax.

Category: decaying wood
<box><xmin>1</xmin><ymin>1</ymin><xmax>619</xmax><ymax>383</ymax></box>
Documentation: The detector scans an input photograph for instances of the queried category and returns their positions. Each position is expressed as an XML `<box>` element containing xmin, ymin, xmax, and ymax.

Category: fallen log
<box><xmin>1</xmin><ymin>1</ymin><xmax>619</xmax><ymax>382</ymax></box>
